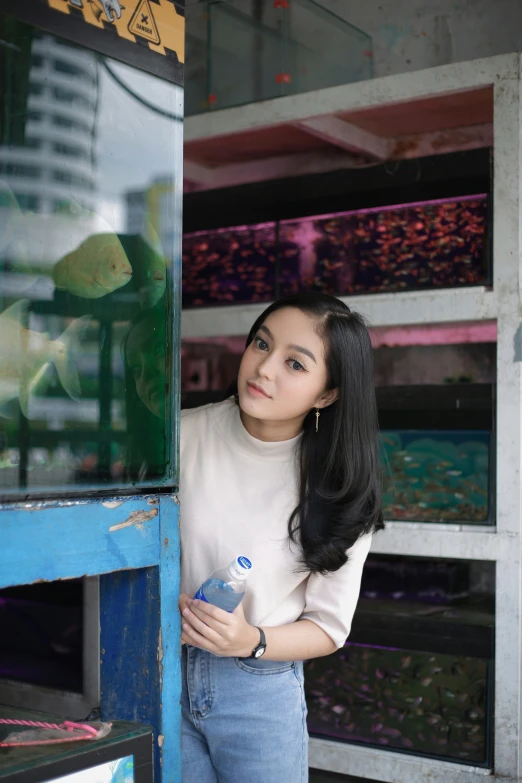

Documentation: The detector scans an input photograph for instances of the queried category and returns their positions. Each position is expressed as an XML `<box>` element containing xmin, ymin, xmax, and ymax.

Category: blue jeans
<box><xmin>181</xmin><ymin>645</ymin><xmax>309</xmax><ymax>782</ymax></box>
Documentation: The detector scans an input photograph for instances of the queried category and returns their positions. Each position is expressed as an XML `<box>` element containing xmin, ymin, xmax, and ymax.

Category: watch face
<box><xmin>254</xmin><ymin>647</ymin><xmax>265</xmax><ymax>658</ymax></box>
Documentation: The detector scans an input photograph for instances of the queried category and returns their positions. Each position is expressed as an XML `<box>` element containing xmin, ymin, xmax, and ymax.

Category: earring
<box><xmin>315</xmin><ymin>408</ymin><xmax>320</xmax><ymax>433</ymax></box>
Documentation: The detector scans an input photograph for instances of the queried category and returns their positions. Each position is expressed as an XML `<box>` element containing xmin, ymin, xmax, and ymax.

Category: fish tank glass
<box><xmin>182</xmin><ymin>195</ymin><xmax>489</xmax><ymax>307</ymax></box>
<box><xmin>381</xmin><ymin>430</ymin><xmax>491</xmax><ymax>523</ymax></box>
<box><xmin>377</xmin><ymin>384</ymin><xmax>494</xmax><ymax>525</ymax></box>
<box><xmin>0</xmin><ymin>16</ymin><xmax>183</xmax><ymax>498</ymax></box>
<box><xmin>279</xmin><ymin>196</ymin><xmax>488</xmax><ymax>296</ymax></box>
<box><xmin>305</xmin><ymin>556</ymin><xmax>494</xmax><ymax>766</ymax></box>
<box><xmin>186</xmin><ymin>0</ymin><xmax>372</xmax><ymax>115</ymax></box>
<box><xmin>182</xmin><ymin>223</ymin><xmax>277</xmax><ymax>307</ymax></box>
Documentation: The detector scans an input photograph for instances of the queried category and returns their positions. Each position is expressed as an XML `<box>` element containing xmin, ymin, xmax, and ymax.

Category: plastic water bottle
<box><xmin>194</xmin><ymin>556</ymin><xmax>252</xmax><ymax>612</ymax></box>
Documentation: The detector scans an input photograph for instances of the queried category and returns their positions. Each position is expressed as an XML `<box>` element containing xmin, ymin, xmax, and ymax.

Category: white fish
<box><xmin>0</xmin><ymin>300</ymin><xmax>89</xmax><ymax>418</ymax></box>
<box><xmin>52</xmin><ymin>233</ymin><xmax>132</xmax><ymax>298</ymax></box>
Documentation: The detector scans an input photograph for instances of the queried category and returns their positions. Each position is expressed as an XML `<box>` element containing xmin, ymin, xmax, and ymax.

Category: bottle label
<box><xmin>237</xmin><ymin>556</ymin><xmax>252</xmax><ymax>570</ymax></box>
<box><xmin>193</xmin><ymin>587</ymin><xmax>209</xmax><ymax>603</ymax></box>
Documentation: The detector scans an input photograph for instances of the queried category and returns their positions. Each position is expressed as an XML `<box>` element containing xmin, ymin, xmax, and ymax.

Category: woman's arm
<box><xmin>258</xmin><ymin>618</ymin><xmax>337</xmax><ymax>660</ymax></box>
<box><xmin>179</xmin><ymin>594</ymin><xmax>337</xmax><ymax>660</ymax></box>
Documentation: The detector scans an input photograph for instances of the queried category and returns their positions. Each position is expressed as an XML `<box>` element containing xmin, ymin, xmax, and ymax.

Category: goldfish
<box><xmin>52</xmin><ymin>233</ymin><xmax>132</xmax><ymax>298</ymax></box>
<box><xmin>0</xmin><ymin>299</ymin><xmax>89</xmax><ymax>417</ymax></box>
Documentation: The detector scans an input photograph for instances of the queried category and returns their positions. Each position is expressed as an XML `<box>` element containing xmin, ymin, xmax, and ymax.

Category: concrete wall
<box><xmin>317</xmin><ymin>0</ymin><xmax>522</xmax><ymax>77</ymax></box>
<box><xmin>186</xmin><ymin>0</ymin><xmax>522</xmax><ymax>82</ymax></box>
<box><xmin>372</xmin><ymin>342</ymin><xmax>496</xmax><ymax>386</ymax></box>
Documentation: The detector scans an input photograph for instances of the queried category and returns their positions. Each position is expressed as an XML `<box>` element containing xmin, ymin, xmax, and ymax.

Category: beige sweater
<box><xmin>179</xmin><ymin>398</ymin><xmax>372</xmax><ymax>649</ymax></box>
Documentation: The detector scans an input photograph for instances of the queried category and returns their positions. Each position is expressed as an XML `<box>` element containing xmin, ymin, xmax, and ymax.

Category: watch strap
<box><xmin>250</xmin><ymin>626</ymin><xmax>266</xmax><ymax>658</ymax></box>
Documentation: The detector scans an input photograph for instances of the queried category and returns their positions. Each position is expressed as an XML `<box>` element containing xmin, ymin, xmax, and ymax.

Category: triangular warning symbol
<box><xmin>128</xmin><ymin>0</ymin><xmax>160</xmax><ymax>45</ymax></box>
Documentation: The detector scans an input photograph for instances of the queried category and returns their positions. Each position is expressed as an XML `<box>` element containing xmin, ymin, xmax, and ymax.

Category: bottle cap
<box><xmin>228</xmin><ymin>556</ymin><xmax>252</xmax><ymax>581</ymax></box>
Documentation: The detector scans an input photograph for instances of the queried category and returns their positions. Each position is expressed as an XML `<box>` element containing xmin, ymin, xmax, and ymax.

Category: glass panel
<box><xmin>182</xmin><ymin>223</ymin><xmax>277</xmax><ymax>307</ymax></box>
<box><xmin>0</xmin><ymin>16</ymin><xmax>183</xmax><ymax>497</ymax></box>
<box><xmin>182</xmin><ymin>196</ymin><xmax>489</xmax><ymax>307</ymax></box>
<box><xmin>279</xmin><ymin>195</ymin><xmax>489</xmax><ymax>296</ymax></box>
<box><xmin>286</xmin><ymin>0</ymin><xmax>372</xmax><ymax>93</ymax></box>
<box><xmin>0</xmin><ymin>705</ymin><xmax>150</xmax><ymax>775</ymax></box>
<box><xmin>185</xmin><ymin>0</ymin><xmax>372</xmax><ymax>113</ymax></box>
<box><xmin>305</xmin><ymin>556</ymin><xmax>494</xmax><ymax>766</ymax></box>
<box><xmin>209</xmin><ymin>3</ymin><xmax>290</xmax><ymax>108</ymax></box>
<box><xmin>381</xmin><ymin>430</ymin><xmax>491</xmax><ymax>523</ymax></box>
<box><xmin>185</xmin><ymin>2</ymin><xmax>210</xmax><ymax>117</ymax></box>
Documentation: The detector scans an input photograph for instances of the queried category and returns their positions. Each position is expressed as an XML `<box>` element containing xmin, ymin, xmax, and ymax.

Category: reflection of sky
<box><xmin>95</xmin><ymin>61</ymin><xmax>183</xmax><ymax>232</ymax></box>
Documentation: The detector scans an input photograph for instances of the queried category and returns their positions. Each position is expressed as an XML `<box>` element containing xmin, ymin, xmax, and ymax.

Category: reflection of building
<box><xmin>126</xmin><ymin>177</ymin><xmax>176</xmax><ymax>260</ymax></box>
<box><xmin>0</xmin><ymin>31</ymin><xmax>101</xmax><ymax>432</ymax></box>
<box><xmin>0</xmin><ymin>32</ymin><xmax>98</xmax><ymax>215</ymax></box>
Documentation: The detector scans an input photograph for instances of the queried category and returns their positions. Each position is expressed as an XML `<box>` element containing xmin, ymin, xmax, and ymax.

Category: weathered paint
<box><xmin>0</xmin><ymin>493</ymin><xmax>181</xmax><ymax>781</ymax></box>
<box><xmin>108</xmin><ymin>508</ymin><xmax>159</xmax><ymax>532</ymax></box>
<box><xmin>100</xmin><ymin>495</ymin><xmax>181</xmax><ymax>783</ymax></box>
<box><xmin>513</xmin><ymin>323</ymin><xmax>522</xmax><ymax>363</ymax></box>
<box><xmin>0</xmin><ymin>495</ymin><xmax>161</xmax><ymax>589</ymax></box>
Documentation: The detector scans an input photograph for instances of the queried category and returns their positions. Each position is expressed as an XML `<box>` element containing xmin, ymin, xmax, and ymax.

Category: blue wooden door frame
<box><xmin>0</xmin><ymin>493</ymin><xmax>181</xmax><ymax>782</ymax></box>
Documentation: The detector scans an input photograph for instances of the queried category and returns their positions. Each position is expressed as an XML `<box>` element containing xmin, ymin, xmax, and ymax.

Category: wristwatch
<box><xmin>250</xmin><ymin>626</ymin><xmax>267</xmax><ymax>659</ymax></box>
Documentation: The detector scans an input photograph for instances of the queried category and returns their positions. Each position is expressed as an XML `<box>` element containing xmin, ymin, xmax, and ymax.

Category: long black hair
<box><xmin>231</xmin><ymin>292</ymin><xmax>384</xmax><ymax>575</ymax></box>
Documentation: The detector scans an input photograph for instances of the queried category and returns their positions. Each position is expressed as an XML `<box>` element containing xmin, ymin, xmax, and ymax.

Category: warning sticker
<box><xmin>46</xmin><ymin>0</ymin><xmax>184</xmax><ymax>63</ymax></box>
<box><xmin>128</xmin><ymin>0</ymin><xmax>160</xmax><ymax>45</ymax></box>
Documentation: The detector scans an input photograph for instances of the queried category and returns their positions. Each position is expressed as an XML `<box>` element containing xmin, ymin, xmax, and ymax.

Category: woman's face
<box><xmin>237</xmin><ymin>307</ymin><xmax>334</xmax><ymax>425</ymax></box>
<box><xmin>126</xmin><ymin>318</ymin><xmax>166</xmax><ymax>418</ymax></box>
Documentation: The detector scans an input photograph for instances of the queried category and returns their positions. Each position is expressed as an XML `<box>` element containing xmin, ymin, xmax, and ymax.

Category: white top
<box><xmin>179</xmin><ymin>398</ymin><xmax>372</xmax><ymax>649</ymax></box>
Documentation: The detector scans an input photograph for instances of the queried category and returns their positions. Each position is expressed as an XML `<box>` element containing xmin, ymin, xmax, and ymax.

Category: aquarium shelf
<box><xmin>371</xmin><ymin>524</ymin><xmax>499</xmax><ymax>562</ymax></box>
<box><xmin>183</xmin><ymin>54</ymin><xmax>510</xmax><ymax>192</ymax></box>
<box><xmin>181</xmin><ymin>52</ymin><xmax>522</xmax><ymax>783</ymax></box>
<box><xmin>308</xmin><ymin>737</ymin><xmax>493</xmax><ymax>783</ymax></box>
<box><xmin>181</xmin><ymin>286</ymin><xmax>495</xmax><ymax>337</ymax></box>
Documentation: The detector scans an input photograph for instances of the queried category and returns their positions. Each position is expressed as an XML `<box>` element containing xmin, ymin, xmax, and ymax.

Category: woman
<box><xmin>179</xmin><ymin>292</ymin><xmax>384</xmax><ymax>783</ymax></box>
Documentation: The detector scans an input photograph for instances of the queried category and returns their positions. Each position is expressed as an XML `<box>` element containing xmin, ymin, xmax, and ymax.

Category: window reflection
<box><xmin>0</xmin><ymin>15</ymin><xmax>182</xmax><ymax>495</ymax></box>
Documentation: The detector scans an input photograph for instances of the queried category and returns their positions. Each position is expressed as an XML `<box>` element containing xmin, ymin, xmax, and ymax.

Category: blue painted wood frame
<box><xmin>0</xmin><ymin>493</ymin><xmax>181</xmax><ymax>782</ymax></box>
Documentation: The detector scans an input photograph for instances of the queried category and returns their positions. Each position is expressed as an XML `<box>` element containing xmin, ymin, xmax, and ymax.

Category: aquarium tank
<box><xmin>182</xmin><ymin>222</ymin><xmax>277</xmax><ymax>307</ymax></box>
<box><xmin>0</xmin><ymin>19</ymin><xmax>183</xmax><ymax>498</ymax></box>
<box><xmin>381</xmin><ymin>430</ymin><xmax>490</xmax><ymax>523</ymax></box>
<box><xmin>305</xmin><ymin>556</ymin><xmax>494</xmax><ymax>766</ymax></box>
<box><xmin>182</xmin><ymin>195</ymin><xmax>489</xmax><ymax>307</ymax></box>
<box><xmin>377</xmin><ymin>384</ymin><xmax>494</xmax><ymax>526</ymax></box>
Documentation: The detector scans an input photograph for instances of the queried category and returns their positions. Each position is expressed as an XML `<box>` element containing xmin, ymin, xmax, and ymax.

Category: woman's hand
<box><xmin>179</xmin><ymin>593</ymin><xmax>192</xmax><ymax>616</ymax></box>
<box><xmin>180</xmin><ymin>597</ymin><xmax>260</xmax><ymax>658</ymax></box>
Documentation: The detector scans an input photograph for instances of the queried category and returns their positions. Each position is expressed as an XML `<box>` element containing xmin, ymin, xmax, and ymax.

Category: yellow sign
<box><xmin>46</xmin><ymin>0</ymin><xmax>185</xmax><ymax>63</ymax></box>
<box><xmin>128</xmin><ymin>0</ymin><xmax>160</xmax><ymax>45</ymax></box>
